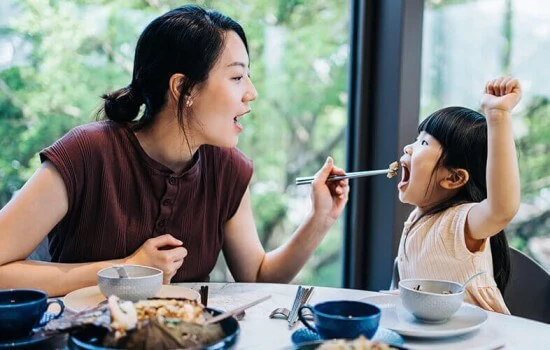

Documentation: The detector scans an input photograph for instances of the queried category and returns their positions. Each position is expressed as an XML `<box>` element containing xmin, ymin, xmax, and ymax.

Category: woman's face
<box><xmin>398</xmin><ymin>131</ymin><xmax>453</xmax><ymax>211</ymax></box>
<box><xmin>188</xmin><ymin>30</ymin><xmax>257</xmax><ymax>148</ymax></box>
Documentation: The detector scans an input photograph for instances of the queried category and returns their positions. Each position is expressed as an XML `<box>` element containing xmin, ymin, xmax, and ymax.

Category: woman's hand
<box><xmin>481</xmin><ymin>77</ymin><xmax>522</xmax><ymax>115</ymax></box>
<box><xmin>310</xmin><ymin>157</ymin><xmax>350</xmax><ymax>225</ymax></box>
<box><xmin>125</xmin><ymin>234</ymin><xmax>187</xmax><ymax>283</ymax></box>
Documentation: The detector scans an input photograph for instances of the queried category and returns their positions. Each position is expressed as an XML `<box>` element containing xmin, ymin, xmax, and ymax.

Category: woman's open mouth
<box><xmin>233</xmin><ymin>115</ymin><xmax>242</xmax><ymax>127</ymax></box>
<box><xmin>233</xmin><ymin>110</ymin><xmax>250</xmax><ymax>130</ymax></box>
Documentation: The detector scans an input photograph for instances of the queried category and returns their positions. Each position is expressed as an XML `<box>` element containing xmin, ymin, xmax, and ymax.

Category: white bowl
<box><xmin>399</xmin><ymin>278</ymin><xmax>464</xmax><ymax>323</ymax></box>
<box><xmin>97</xmin><ymin>264</ymin><xmax>163</xmax><ymax>302</ymax></box>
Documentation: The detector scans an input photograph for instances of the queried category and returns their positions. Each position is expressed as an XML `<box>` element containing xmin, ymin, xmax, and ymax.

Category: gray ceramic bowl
<box><xmin>97</xmin><ymin>265</ymin><xmax>163</xmax><ymax>302</ymax></box>
<box><xmin>399</xmin><ymin>278</ymin><xmax>464</xmax><ymax>323</ymax></box>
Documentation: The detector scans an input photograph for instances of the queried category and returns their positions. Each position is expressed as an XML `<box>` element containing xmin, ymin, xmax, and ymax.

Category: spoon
<box><xmin>113</xmin><ymin>265</ymin><xmax>130</xmax><ymax>278</ymax></box>
<box><xmin>459</xmin><ymin>271</ymin><xmax>486</xmax><ymax>292</ymax></box>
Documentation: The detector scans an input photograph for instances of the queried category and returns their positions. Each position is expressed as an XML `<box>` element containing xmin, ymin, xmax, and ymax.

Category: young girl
<box><xmin>397</xmin><ymin>77</ymin><xmax>522</xmax><ymax>314</ymax></box>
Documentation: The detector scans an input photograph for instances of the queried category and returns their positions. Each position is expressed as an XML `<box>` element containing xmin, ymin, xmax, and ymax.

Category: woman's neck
<box><xmin>134</xmin><ymin>112</ymin><xmax>197</xmax><ymax>173</ymax></box>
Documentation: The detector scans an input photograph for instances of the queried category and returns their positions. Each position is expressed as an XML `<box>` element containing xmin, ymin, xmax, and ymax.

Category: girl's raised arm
<box><xmin>467</xmin><ymin>77</ymin><xmax>522</xmax><ymax>241</ymax></box>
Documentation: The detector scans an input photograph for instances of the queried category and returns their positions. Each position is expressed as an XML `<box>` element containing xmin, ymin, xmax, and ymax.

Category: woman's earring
<box><xmin>185</xmin><ymin>99</ymin><xmax>192</xmax><ymax>107</ymax></box>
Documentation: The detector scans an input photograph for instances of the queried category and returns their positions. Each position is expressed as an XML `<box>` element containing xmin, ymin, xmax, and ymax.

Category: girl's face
<box><xmin>188</xmin><ymin>30</ymin><xmax>257</xmax><ymax>148</ymax></box>
<box><xmin>398</xmin><ymin>131</ymin><xmax>454</xmax><ymax>212</ymax></box>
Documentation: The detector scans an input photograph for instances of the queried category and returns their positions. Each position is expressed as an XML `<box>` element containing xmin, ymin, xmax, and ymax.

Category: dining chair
<box><xmin>389</xmin><ymin>257</ymin><xmax>399</xmax><ymax>290</ymax></box>
<box><xmin>503</xmin><ymin>246</ymin><xmax>550</xmax><ymax>324</ymax></box>
<box><xmin>28</xmin><ymin>237</ymin><xmax>51</xmax><ymax>262</ymax></box>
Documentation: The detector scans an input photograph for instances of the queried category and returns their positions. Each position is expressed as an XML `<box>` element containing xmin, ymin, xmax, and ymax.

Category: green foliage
<box><xmin>508</xmin><ymin>236</ymin><xmax>526</xmax><ymax>251</ymax></box>
<box><xmin>517</xmin><ymin>97</ymin><xmax>550</xmax><ymax>196</ymax></box>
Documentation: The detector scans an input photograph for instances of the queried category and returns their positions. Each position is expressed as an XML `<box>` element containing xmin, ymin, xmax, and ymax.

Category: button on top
<box><xmin>162</xmin><ymin>199</ymin><xmax>172</xmax><ymax>206</ymax></box>
<box><xmin>168</xmin><ymin>177</ymin><xmax>177</xmax><ymax>185</ymax></box>
<box><xmin>157</xmin><ymin>219</ymin><xmax>166</xmax><ymax>228</ymax></box>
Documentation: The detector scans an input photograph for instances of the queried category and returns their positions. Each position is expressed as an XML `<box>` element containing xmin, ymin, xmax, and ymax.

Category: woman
<box><xmin>0</xmin><ymin>5</ymin><xmax>349</xmax><ymax>296</ymax></box>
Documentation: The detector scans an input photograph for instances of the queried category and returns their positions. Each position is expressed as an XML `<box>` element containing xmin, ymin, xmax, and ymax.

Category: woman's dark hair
<box><xmin>414</xmin><ymin>106</ymin><xmax>511</xmax><ymax>293</ymax></box>
<box><xmin>99</xmin><ymin>5</ymin><xmax>248</xmax><ymax>132</ymax></box>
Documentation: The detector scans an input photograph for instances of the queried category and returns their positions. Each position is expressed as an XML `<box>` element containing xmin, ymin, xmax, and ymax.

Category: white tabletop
<box><xmin>177</xmin><ymin>282</ymin><xmax>550</xmax><ymax>350</ymax></box>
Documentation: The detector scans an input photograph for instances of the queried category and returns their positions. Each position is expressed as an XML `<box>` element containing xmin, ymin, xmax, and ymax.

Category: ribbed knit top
<box><xmin>39</xmin><ymin>121</ymin><xmax>253</xmax><ymax>282</ymax></box>
<box><xmin>397</xmin><ymin>203</ymin><xmax>510</xmax><ymax>314</ymax></box>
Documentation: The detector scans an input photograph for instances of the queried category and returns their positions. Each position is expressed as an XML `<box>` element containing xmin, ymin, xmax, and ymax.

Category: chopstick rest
<box><xmin>269</xmin><ymin>307</ymin><xmax>313</xmax><ymax>320</ymax></box>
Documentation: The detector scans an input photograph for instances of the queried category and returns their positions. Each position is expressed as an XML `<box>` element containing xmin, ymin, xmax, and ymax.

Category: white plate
<box><xmin>361</xmin><ymin>295</ymin><xmax>488</xmax><ymax>338</ymax></box>
<box><xmin>64</xmin><ymin>285</ymin><xmax>200</xmax><ymax>312</ymax></box>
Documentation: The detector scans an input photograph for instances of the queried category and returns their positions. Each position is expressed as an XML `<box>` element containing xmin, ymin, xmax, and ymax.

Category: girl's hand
<box><xmin>481</xmin><ymin>77</ymin><xmax>522</xmax><ymax>114</ymax></box>
<box><xmin>125</xmin><ymin>234</ymin><xmax>187</xmax><ymax>283</ymax></box>
<box><xmin>310</xmin><ymin>157</ymin><xmax>350</xmax><ymax>224</ymax></box>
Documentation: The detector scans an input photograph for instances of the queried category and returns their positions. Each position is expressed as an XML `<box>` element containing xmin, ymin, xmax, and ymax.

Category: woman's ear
<box><xmin>168</xmin><ymin>73</ymin><xmax>186</xmax><ymax>102</ymax></box>
<box><xmin>440</xmin><ymin>168</ymin><xmax>469</xmax><ymax>190</ymax></box>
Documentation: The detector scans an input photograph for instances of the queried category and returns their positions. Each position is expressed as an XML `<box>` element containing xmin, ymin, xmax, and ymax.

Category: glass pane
<box><xmin>421</xmin><ymin>0</ymin><xmax>550</xmax><ymax>271</ymax></box>
<box><xmin>0</xmin><ymin>0</ymin><xmax>350</xmax><ymax>286</ymax></box>
<box><xmin>206</xmin><ymin>1</ymin><xmax>351</xmax><ymax>286</ymax></box>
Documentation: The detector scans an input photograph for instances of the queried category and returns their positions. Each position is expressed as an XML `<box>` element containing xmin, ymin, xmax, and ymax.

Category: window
<box><xmin>208</xmin><ymin>1</ymin><xmax>351</xmax><ymax>286</ymax></box>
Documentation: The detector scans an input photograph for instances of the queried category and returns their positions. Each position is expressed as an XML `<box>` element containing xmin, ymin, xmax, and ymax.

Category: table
<box><xmin>177</xmin><ymin>282</ymin><xmax>550</xmax><ymax>350</ymax></box>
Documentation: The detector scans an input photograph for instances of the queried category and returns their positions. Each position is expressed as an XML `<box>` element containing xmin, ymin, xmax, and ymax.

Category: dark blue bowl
<box><xmin>68</xmin><ymin>308</ymin><xmax>240</xmax><ymax>349</ymax></box>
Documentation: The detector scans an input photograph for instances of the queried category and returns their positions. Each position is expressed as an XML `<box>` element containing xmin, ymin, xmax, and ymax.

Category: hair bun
<box><xmin>102</xmin><ymin>85</ymin><xmax>143</xmax><ymax>122</ymax></box>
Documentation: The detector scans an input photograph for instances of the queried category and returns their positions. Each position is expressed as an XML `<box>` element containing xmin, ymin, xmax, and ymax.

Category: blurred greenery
<box><xmin>0</xmin><ymin>0</ymin><xmax>349</xmax><ymax>286</ymax></box>
<box><xmin>517</xmin><ymin>97</ymin><xmax>550</xmax><ymax>196</ymax></box>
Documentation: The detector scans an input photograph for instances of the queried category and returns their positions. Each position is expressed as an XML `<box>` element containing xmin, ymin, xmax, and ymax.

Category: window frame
<box><xmin>343</xmin><ymin>0</ymin><xmax>424</xmax><ymax>290</ymax></box>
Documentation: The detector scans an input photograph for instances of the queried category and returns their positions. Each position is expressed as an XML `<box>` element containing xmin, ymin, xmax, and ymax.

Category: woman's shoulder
<box><xmin>200</xmin><ymin>146</ymin><xmax>253</xmax><ymax>189</ymax></box>
<box><xmin>65</xmin><ymin>120</ymin><xmax>126</xmax><ymax>140</ymax></box>
<box><xmin>41</xmin><ymin>121</ymin><xmax>130</xmax><ymax>164</ymax></box>
<box><xmin>201</xmin><ymin>145</ymin><xmax>253</xmax><ymax>169</ymax></box>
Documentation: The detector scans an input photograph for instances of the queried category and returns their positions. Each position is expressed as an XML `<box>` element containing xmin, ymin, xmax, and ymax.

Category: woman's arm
<box><xmin>0</xmin><ymin>161</ymin><xmax>106</xmax><ymax>296</ymax></box>
<box><xmin>0</xmin><ymin>161</ymin><xmax>187</xmax><ymax>296</ymax></box>
<box><xmin>223</xmin><ymin>157</ymin><xmax>349</xmax><ymax>283</ymax></box>
<box><xmin>467</xmin><ymin>77</ymin><xmax>522</xmax><ymax>241</ymax></box>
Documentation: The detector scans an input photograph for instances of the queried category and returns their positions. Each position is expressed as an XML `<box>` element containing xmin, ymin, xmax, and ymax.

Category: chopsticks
<box><xmin>286</xmin><ymin>287</ymin><xmax>304</xmax><ymax>327</ymax></box>
<box><xmin>287</xmin><ymin>286</ymin><xmax>314</xmax><ymax>328</ymax></box>
<box><xmin>204</xmin><ymin>295</ymin><xmax>271</xmax><ymax>325</ymax></box>
<box><xmin>295</xmin><ymin>162</ymin><xmax>399</xmax><ymax>186</ymax></box>
<box><xmin>199</xmin><ymin>285</ymin><xmax>209</xmax><ymax>307</ymax></box>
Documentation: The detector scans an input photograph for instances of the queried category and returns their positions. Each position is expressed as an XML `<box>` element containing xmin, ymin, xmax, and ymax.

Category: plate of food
<box><xmin>292</xmin><ymin>335</ymin><xmax>407</xmax><ymax>350</ymax></box>
<box><xmin>291</xmin><ymin>325</ymin><xmax>406</xmax><ymax>349</ymax></box>
<box><xmin>0</xmin><ymin>312</ymin><xmax>60</xmax><ymax>349</ymax></box>
<box><xmin>46</xmin><ymin>295</ymin><xmax>239</xmax><ymax>349</ymax></box>
<box><xmin>361</xmin><ymin>295</ymin><xmax>487</xmax><ymax>338</ymax></box>
<box><xmin>63</xmin><ymin>285</ymin><xmax>200</xmax><ymax>312</ymax></box>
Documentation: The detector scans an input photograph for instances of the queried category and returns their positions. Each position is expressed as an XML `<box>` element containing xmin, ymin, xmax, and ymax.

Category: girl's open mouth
<box><xmin>399</xmin><ymin>163</ymin><xmax>410</xmax><ymax>189</ymax></box>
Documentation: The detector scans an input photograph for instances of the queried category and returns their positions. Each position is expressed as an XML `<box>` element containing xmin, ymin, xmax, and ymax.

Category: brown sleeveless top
<box><xmin>40</xmin><ymin>121</ymin><xmax>253</xmax><ymax>282</ymax></box>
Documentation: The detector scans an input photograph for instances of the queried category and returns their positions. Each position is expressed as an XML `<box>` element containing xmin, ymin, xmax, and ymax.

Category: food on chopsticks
<box><xmin>387</xmin><ymin>161</ymin><xmax>399</xmax><ymax>178</ymax></box>
<box><xmin>45</xmin><ymin>295</ymin><xmax>226</xmax><ymax>349</ymax></box>
<box><xmin>318</xmin><ymin>335</ymin><xmax>399</xmax><ymax>350</ymax></box>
